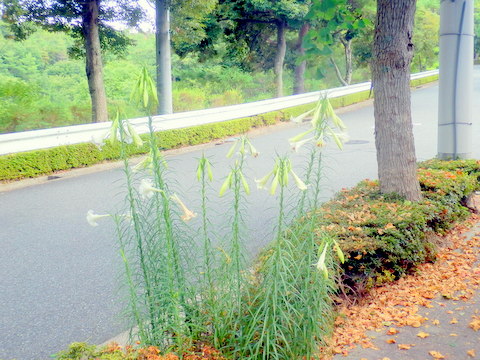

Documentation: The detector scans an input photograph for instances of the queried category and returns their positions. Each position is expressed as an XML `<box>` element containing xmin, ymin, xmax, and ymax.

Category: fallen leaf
<box><xmin>417</xmin><ymin>331</ymin><xmax>430</xmax><ymax>338</ymax></box>
<box><xmin>429</xmin><ymin>350</ymin><xmax>445</xmax><ymax>359</ymax></box>
<box><xmin>432</xmin><ymin>319</ymin><xmax>440</xmax><ymax>325</ymax></box>
<box><xmin>450</xmin><ymin>333</ymin><xmax>458</xmax><ymax>336</ymax></box>
<box><xmin>469</xmin><ymin>316</ymin><xmax>480</xmax><ymax>331</ymax></box>
<box><xmin>450</xmin><ymin>317</ymin><xmax>458</xmax><ymax>324</ymax></box>
<box><xmin>386</xmin><ymin>338</ymin><xmax>396</xmax><ymax>344</ymax></box>
<box><xmin>467</xmin><ymin>349</ymin><xmax>476</xmax><ymax>357</ymax></box>
<box><xmin>387</xmin><ymin>327</ymin><xmax>399</xmax><ymax>335</ymax></box>
<box><xmin>398</xmin><ymin>344</ymin><xmax>414</xmax><ymax>350</ymax></box>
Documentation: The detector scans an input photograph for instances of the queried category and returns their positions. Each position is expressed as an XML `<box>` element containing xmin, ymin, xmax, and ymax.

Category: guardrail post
<box><xmin>437</xmin><ymin>0</ymin><xmax>474</xmax><ymax>159</ymax></box>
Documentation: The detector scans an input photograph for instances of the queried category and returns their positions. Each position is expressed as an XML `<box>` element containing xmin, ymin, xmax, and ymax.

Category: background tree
<box><xmin>215</xmin><ymin>0</ymin><xmax>311</xmax><ymax>97</ymax></box>
<box><xmin>2</xmin><ymin>0</ymin><xmax>144</xmax><ymax>123</ymax></box>
<box><xmin>372</xmin><ymin>0</ymin><xmax>422</xmax><ymax>201</ymax></box>
<box><xmin>304</xmin><ymin>0</ymin><xmax>371</xmax><ymax>86</ymax></box>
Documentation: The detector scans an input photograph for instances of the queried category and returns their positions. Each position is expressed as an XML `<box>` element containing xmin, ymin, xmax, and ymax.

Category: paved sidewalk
<box><xmin>331</xmin><ymin>218</ymin><xmax>480</xmax><ymax>360</ymax></box>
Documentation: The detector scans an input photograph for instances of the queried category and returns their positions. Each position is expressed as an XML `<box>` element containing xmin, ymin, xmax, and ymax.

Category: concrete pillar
<box><xmin>437</xmin><ymin>0</ymin><xmax>474</xmax><ymax>159</ymax></box>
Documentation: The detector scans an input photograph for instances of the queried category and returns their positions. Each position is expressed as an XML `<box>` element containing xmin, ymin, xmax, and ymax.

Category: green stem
<box><xmin>119</xmin><ymin>122</ymin><xmax>158</xmax><ymax>343</ymax></box>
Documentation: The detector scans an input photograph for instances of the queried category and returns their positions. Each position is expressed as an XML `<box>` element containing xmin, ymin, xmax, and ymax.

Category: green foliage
<box><xmin>0</xmin><ymin>77</ymin><xmax>429</xmax><ymax>182</ymax></box>
<box><xmin>307</xmin><ymin>161</ymin><xmax>479</xmax><ymax>292</ymax></box>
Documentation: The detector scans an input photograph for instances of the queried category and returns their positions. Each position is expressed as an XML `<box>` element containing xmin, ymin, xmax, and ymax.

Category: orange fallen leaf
<box><xmin>398</xmin><ymin>344</ymin><xmax>414</xmax><ymax>350</ymax></box>
<box><xmin>467</xmin><ymin>349</ymin><xmax>476</xmax><ymax>357</ymax></box>
<box><xmin>469</xmin><ymin>316</ymin><xmax>480</xmax><ymax>331</ymax></box>
<box><xmin>387</xmin><ymin>327</ymin><xmax>399</xmax><ymax>335</ymax></box>
<box><xmin>450</xmin><ymin>317</ymin><xmax>458</xmax><ymax>324</ymax></box>
<box><xmin>429</xmin><ymin>350</ymin><xmax>445</xmax><ymax>359</ymax></box>
<box><xmin>417</xmin><ymin>331</ymin><xmax>430</xmax><ymax>338</ymax></box>
<box><xmin>386</xmin><ymin>338</ymin><xmax>396</xmax><ymax>344</ymax></box>
<box><xmin>432</xmin><ymin>319</ymin><xmax>440</xmax><ymax>325</ymax></box>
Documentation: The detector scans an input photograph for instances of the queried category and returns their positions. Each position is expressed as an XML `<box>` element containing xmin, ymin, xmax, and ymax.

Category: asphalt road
<box><xmin>1</xmin><ymin>69</ymin><xmax>480</xmax><ymax>360</ymax></box>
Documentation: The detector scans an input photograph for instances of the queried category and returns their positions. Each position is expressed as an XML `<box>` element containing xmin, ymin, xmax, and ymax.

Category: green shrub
<box><xmin>419</xmin><ymin>158</ymin><xmax>480</xmax><ymax>184</ymax></box>
<box><xmin>304</xmin><ymin>163</ymin><xmax>477</xmax><ymax>291</ymax></box>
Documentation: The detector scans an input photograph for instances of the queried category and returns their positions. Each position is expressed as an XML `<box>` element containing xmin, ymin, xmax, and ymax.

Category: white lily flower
<box><xmin>86</xmin><ymin>210</ymin><xmax>110</xmax><ymax>227</ymax></box>
<box><xmin>333</xmin><ymin>240</ymin><xmax>345</xmax><ymax>263</ymax></box>
<box><xmin>91</xmin><ymin>131</ymin><xmax>108</xmax><ymax>149</ymax></box>
<box><xmin>170</xmin><ymin>194</ymin><xmax>197</xmax><ymax>222</ymax></box>
<box><xmin>288</xmin><ymin>128</ymin><xmax>315</xmax><ymax>144</ymax></box>
<box><xmin>316</xmin><ymin>244</ymin><xmax>329</xmax><ymax>279</ymax></box>
<box><xmin>255</xmin><ymin>170</ymin><xmax>274</xmax><ymax>190</ymax></box>
<box><xmin>290</xmin><ymin>170</ymin><xmax>308</xmax><ymax>191</ymax></box>
<box><xmin>290</xmin><ymin>137</ymin><xmax>314</xmax><ymax>152</ymax></box>
<box><xmin>139</xmin><ymin>179</ymin><xmax>164</xmax><ymax>200</ymax></box>
<box><xmin>219</xmin><ymin>172</ymin><xmax>233</xmax><ymax>197</ymax></box>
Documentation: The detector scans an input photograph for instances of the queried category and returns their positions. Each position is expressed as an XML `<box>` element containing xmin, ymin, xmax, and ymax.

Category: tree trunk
<box><xmin>81</xmin><ymin>0</ymin><xmax>108</xmax><ymax>123</ymax></box>
<box><xmin>274</xmin><ymin>19</ymin><xmax>287</xmax><ymax>97</ymax></box>
<box><xmin>372</xmin><ymin>0</ymin><xmax>421</xmax><ymax>201</ymax></box>
<box><xmin>330</xmin><ymin>57</ymin><xmax>349</xmax><ymax>86</ymax></box>
<box><xmin>293</xmin><ymin>23</ymin><xmax>309</xmax><ymax>94</ymax></box>
<box><xmin>155</xmin><ymin>0</ymin><xmax>173</xmax><ymax>114</ymax></box>
<box><xmin>342</xmin><ymin>37</ymin><xmax>353</xmax><ymax>84</ymax></box>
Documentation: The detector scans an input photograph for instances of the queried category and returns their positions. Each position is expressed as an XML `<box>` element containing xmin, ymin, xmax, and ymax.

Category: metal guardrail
<box><xmin>0</xmin><ymin>70</ymin><xmax>438</xmax><ymax>156</ymax></box>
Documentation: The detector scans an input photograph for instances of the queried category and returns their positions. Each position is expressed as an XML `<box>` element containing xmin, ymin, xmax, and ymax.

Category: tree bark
<box><xmin>274</xmin><ymin>19</ymin><xmax>287</xmax><ymax>97</ymax></box>
<box><xmin>330</xmin><ymin>57</ymin><xmax>349</xmax><ymax>86</ymax></box>
<box><xmin>155</xmin><ymin>0</ymin><xmax>173</xmax><ymax>114</ymax></box>
<box><xmin>81</xmin><ymin>0</ymin><xmax>108</xmax><ymax>123</ymax></box>
<box><xmin>293</xmin><ymin>23</ymin><xmax>309</xmax><ymax>94</ymax></box>
<box><xmin>372</xmin><ymin>0</ymin><xmax>421</xmax><ymax>201</ymax></box>
<box><xmin>342</xmin><ymin>37</ymin><xmax>353</xmax><ymax>85</ymax></box>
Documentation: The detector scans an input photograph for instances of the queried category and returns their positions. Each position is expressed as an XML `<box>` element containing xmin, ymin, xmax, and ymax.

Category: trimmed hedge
<box><xmin>304</xmin><ymin>159</ymin><xmax>478</xmax><ymax>292</ymax></box>
<box><xmin>0</xmin><ymin>75</ymin><xmax>438</xmax><ymax>182</ymax></box>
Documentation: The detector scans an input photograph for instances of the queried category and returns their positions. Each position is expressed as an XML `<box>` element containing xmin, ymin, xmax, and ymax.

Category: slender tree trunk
<box><xmin>342</xmin><ymin>37</ymin><xmax>353</xmax><ymax>84</ymax></box>
<box><xmin>372</xmin><ymin>0</ymin><xmax>421</xmax><ymax>201</ymax></box>
<box><xmin>155</xmin><ymin>0</ymin><xmax>173</xmax><ymax>114</ymax></box>
<box><xmin>330</xmin><ymin>57</ymin><xmax>349</xmax><ymax>86</ymax></box>
<box><xmin>293</xmin><ymin>23</ymin><xmax>309</xmax><ymax>94</ymax></box>
<box><xmin>81</xmin><ymin>0</ymin><xmax>108</xmax><ymax>123</ymax></box>
<box><xmin>274</xmin><ymin>19</ymin><xmax>287</xmax><ymax>97</ymax></box>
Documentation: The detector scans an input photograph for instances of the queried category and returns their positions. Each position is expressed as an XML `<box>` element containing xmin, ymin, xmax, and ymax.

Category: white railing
<box><xmin>0</xmin><ymin>70</ymin><xmax>438</xmax><ymax>156</ymax></box>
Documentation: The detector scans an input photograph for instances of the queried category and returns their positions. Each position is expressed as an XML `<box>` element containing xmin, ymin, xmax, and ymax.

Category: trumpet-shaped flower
<box><xmin>86</xmin><ymin>210</ymin><xmax>110</xmax><ymax>227</ymax></box>
<box><xmin>219</xmin><ymin>167</ymin><xmax>250</xmax><ymax>196</ymax></box>
<box><xmin>288</xmin><ymin>128</ymin><xmax>315</xmax><ymax>145</ymax></box>
<box><xmin>196</xmin><ymin>156</ymin><xmax>213</xmax><ymax>182</ymax></box>
<box><xmin>316</xmin><ymin>244</ymin><xmax>329</xmax><ymax>279</ymax></box>
<box><xmin>256</xmin><ymin>157</ymin><xmax>307</xmax><ymax>195</ymax></box>
<box><xmin>226</xmin><ymin>136</ymin><xmax>259</xmax><ymax>158</ymax></box>
<box><xmin>139</xmin><ymin>179</ymin><xmax>164</xmax><ymax>200</ymax></box>
<box><xmin>219</xmin><ymin>172</ymin><xmax>233</xmax><ymax>197</ymax></box>
<box><xmin>132</xmin><ymin>148</ymin><xmax>167</xmax><ymax>173</ymax></box>
<box><xmin>126</xmin><ymin>122</ymin><xmax>144</xmax><ymax>148</ymax></box>
<box><xmin>170</xmin><ymin>194</ymin><xmax>197</xmax><ymax>222</ymax></box>
<box><xmin>255</xmin><ymin>170</ymin><xmax>274</xmax><ymax>190</ymax></box>
<box><xmin>290</xmin><ymin>170</ymin><xmax>308</xmax><ymax>191</ymax></box>
<box><xmin>290</xmin><ymin>137</ymin><xmax>315</xmax><ymax>152</ymax></box>
<box><xmin>333</xmin><ymin>240</ymin><xmax>345</xmax><ymax>263</ymax></box>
